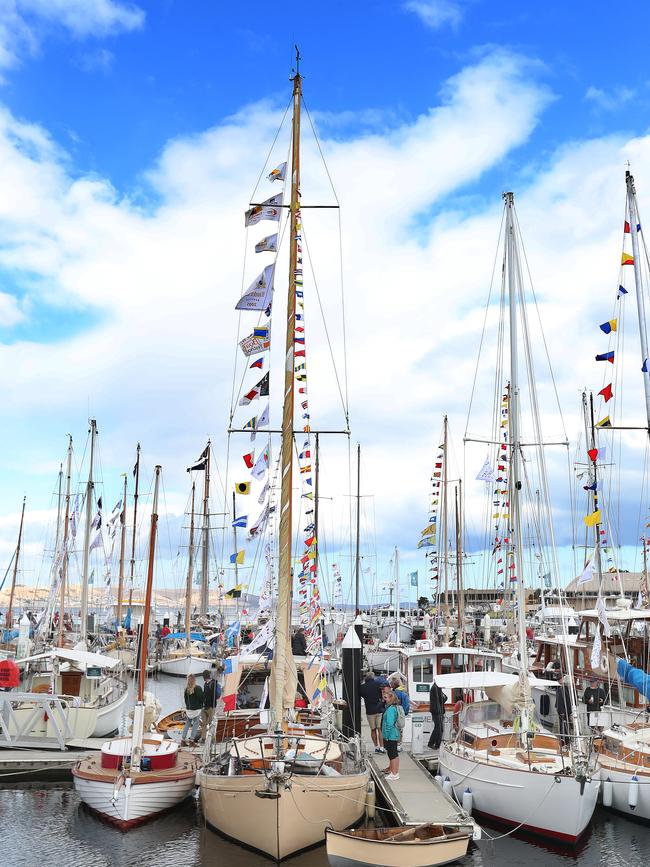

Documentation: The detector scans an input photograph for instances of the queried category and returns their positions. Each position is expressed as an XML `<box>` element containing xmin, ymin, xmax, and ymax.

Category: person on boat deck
<box><xmin>381</xmin><ymin>691</ymin><xmax>401</xmax><ymax>781</ymax></box>
<box><xmin>583</xmin><ymin>676</ymin><xmax>606</xmax><ymax>732</ymax></box>
<box><xmin>161</xmin><ymin>623</ymin><xmax>171</xmax><ymax>638</ymax></box>
<box><xmin>555</xmin><ymin>673</ymin><xmax>573</xmax><ymax>748</ymax></box>
<box><xmin>291</xmin><ymin>627</ymin><xmax>307</xmax><ymax>656</ymax></box>
<box><xmin>181</xmin><ymin>674</ymin><xmax>204</xmax><ymax>745</ymax></box>
<box><xmin>294</xmin><ymin>690</ymin><xmax>308</xmax><ymax>709</ymax></box>
<box><xmin>201</xmin><ymin>669</ymin><xmax>222</xmax><ymax>741</ymax></box>
<box><xmin>360</xmin><ymin>671</ymin><xmax>386</xmax><ymax>754</ymax></box>
<box><xmin>427</xmin><ymin>678</ymin><xmax>448</xmax><ymax>750</ymax></box>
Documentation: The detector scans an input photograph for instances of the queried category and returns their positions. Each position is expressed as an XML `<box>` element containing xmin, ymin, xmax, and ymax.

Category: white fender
<box><xmin>462</xmin><ymin>788</ymin><xmax>473</xmax><ymax>815</ymax></box>
<box><xmin>442</xmin><ymin>777</ymin><xmax>453</xmax><ymax>797</ymax></box>
<box><xmin>365</xmin><ymin>780</ymin><xmax>376</xmax><ymax>820</ymax></box>
<box><xmin>434</xmin><ymin>774</ymin><xmax>443</xmax><ymax>787</ymax></box>
<box><xmin>628</xmin><ymin>775</ymin><xmax>639</xmax><ymax>810</ymax></box>
<box><xmin>602</xmin><ymin>777</ymin><xmax>613</xmax><ymax>808</ymax></box>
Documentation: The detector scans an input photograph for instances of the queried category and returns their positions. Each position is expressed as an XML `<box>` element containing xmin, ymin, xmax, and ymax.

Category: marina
<box><xmin>3</xmin><ymin>4</ymin><xmax>650</xmax><ymax>867</ymax></box>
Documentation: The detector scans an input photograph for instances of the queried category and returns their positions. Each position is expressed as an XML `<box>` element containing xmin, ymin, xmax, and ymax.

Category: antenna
<box><xmin>291</xmin><ymin>44</ymin><xmax>301</xmax><ymax>79</ymax></box>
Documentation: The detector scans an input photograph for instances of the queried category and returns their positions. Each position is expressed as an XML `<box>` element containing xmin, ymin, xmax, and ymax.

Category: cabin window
<box><xmin>575</xmin><ymin>649</ymin><xmax>586</xmax><ymax>671</ymax></box>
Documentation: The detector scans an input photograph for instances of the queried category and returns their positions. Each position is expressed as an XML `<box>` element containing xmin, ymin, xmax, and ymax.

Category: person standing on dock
<box><xmin>381</xmin><ymin>691</ymin><xmax>401</xmax><ymax>781</ymax></box>
<box><xmin>427</xmin><ymin>678</ymin><xmax>447</xmax><ymax>750</ymax></box>
<box><xmin>181</xmin><ymin>674</ymin><xmax>204</xmax><ymax>745</ymax></box>
<box><xmin>201</xmin><ymin>668</ymin><xmax>221</xmax><ymax>741</ymax></box>
<box><xmin>360</xmin><ymin>671</ymin><xmax>385</xmax><ymax>753</ymax></box>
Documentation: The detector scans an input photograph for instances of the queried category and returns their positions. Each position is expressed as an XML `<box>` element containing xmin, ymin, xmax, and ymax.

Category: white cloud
<box><xmin>585</xmin><ymin>85</ymin><xmax>636</xmax><ymax>113</ymax></box>
<box><xmin>0</xmin><ymin>0</ymin><xmax>143</xmax><ymax>72</ymax></box>
<box><xmin>0</xmin><ymin>47</ymin><xmax>647</xmax><ymax>600</ymax></box>
<box><xmin>404</xmin><ymin>0</ymin><xmax>466</xmax><ymax>30</ymax></box>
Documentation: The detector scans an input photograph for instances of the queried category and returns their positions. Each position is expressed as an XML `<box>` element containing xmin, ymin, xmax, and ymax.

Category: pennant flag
<box><xmin>255</xmin><ymin>233</ymin><xmax>278</xmax><ymax>254</ymax></box>
<box><xmin>243</xmin><ymin>451</ymin><xmax>254</xmax><ymax>469</ymax></box>
<box><xmin>598</xmin><ymin>383</ymin><xmax>613</xmax><ymax>402</ymax></box>
<box><xmin>254</xmin><ymin>326</ymin><xmax>269</xmax><ymax>339</ymax></box>
<box><xmin>225</xmin><ymin>622</ymin><xmax>241</xmax><ymax>649</ymax></box>
<box><xmin>584</xmin><ymin>510</ymin><xmax>601</xmax><ymax>528</ymax></box>
<box><xmin>617</xmin><ymin>284</ymin><xmax>628</xmax><ymax>298</ymax></box>
<box><xmin>239</xmin><ymin>385</ymin><xmax>260</xmax><ymax>406</ymax></box>
<box><xmin>596</xmin><ymin>416</ymin><xmax>612</xmax><ymax>428</ymax></box>
<box><xmin>421</xmin><ymin>522</ymin><xmax>437</xmax><ymax>536</ymax></box>
<box><xmin>596</xmin><ymin>351</ymin><xmax>615</xmax><ymax>363</ymax></box>
<box><xmin>239</xmin><ymin>332</ymin><xmax>270</xmax><ymax>357</ymax></box>
<box><xmin>267</xmin><ymin>162</ymin><xmax>286</xmax><ymax>182</ymax></box>
<box><xmin>596</xmin><ymin>595</ymin><xmax>612</xmax><ymax>637</ymax></box>
<box><xmin>257</xmin><ymin>403</ymin><xmax>270</xmax><ymax>428</ymax></box>
<box><xmin>251</xmin><ymin>447</ymin><xmax>269</xmax><ymax>481</ymax></box>
<box><xmin>599</xmin><ymin>319</ymin><xmax>617</xmax><ymax>334</ymax></box>
<box><xmin>590</xmin><ymin>629</ymin><xmax>602</xmax><ymax>671</ymax></box>
<box><xmin>643</xmin><ymin>359</ymin><xmax>649</xmax><ymax>373</ymax></box>
<box><xmin>226</xmin><ymin>583</ymin><xmax>244</xmax><ymax>597</ymax></box>
<box><xmin>232</xmin><ymin>515</ymin><xmax>248</xmax><ymax>529</ymax></box>
<box><xmin>624</xmin><ymin>220</ymin><xmax>631</xmax><ymax>233</ymax></box>
<box><xmin>235</xmin><ymin>481</ymin><xmax>251</xmax><ymax>495</ymax></box>
<box><xmin>257</xmin><ymin>372</ymin><xmax>269</xmax><ymax>396</ymax></box>
<box><xmin>223</xmin><ymin>654</ymin><xmax>239</xmax><ymax>674</ymax></box>
<box><xmin>417</xmin><ymin>538</ymin><xmax>436</xmax><ymax>549</ymax></box>
<box><xmin>249</xmin><ymin>357</ymin><xmax>264</xmax><ymax>370</ymax></box>
<box><xmin>583</xmin><ymin>481</ymin><xmax>601</xmax><ymax>492</ymax></box>
<box><xmin>187</xmin><ymin>445</ymin><xmax>209</xmax><ymax>472</ymax></box>
<box><xmin>476</xmin><ymin>458</ymin><xmax>496</xmax><ymax>482</ymax></box>
<box><xmin>222</xmin><ymin>692</ymin><xmax>236</xmax><ymax>712</ymax></box>
<box><xmin>622</xmin><ymin>252</ymin><xmax>634</xmax><ymax>265</ymax></box>
<box><xmin>235</xmin><ymin>265</ymin><xmax>275</xmax><ymax>311</ymax></box>
<box><xmin>249</xmin><ymin>502</ymin><xmax>270</xmax><ymax>538</ymax></box>
<box><xmin>244</xmin><ymin>193</ymin><xmax>283</xmax><ymax>227</ymax></box>
<box><xmin>409</xmin><ymin>571</ymin><xmax>418</xmax><ymax>587</ymax></box>
<box><xmin>230</xmin><ymin>550</ymin><xmax>245</xmax><ymax>565</ymax></box>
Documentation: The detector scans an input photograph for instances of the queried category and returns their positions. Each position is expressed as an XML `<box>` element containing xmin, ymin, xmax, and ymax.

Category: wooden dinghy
<box><xmin>325</xmin><ymin>823</ymin><xmax>472</xmax><ymax>867</ymax></box>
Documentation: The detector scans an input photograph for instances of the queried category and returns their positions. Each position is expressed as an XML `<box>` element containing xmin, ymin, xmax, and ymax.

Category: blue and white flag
<box><xmin>225</xmin><ymin>620</ymin><xmax>241</xmax><ymax>647</ymax></box>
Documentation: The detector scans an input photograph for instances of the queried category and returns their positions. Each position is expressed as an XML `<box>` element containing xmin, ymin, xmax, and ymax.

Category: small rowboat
<box><xmin>325</xmin><ymin>823</ymin><xmax>472</xmax><ymax>867</ymax></box>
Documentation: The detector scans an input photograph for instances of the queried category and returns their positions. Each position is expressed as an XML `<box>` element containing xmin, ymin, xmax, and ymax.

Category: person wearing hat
<box><xmin>583</xmin><ymin>675</ymin><xmax>606</xmax><ymax>732</ymax></box>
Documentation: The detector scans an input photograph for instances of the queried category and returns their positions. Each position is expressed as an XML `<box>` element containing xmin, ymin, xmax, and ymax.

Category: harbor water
<box><xmin>1</xmin><ymin>674</ymin><xmax>648</xmax><ymax>866</ymax></box>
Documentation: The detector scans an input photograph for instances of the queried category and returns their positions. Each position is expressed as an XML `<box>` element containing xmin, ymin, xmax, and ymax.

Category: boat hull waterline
<box><xmin>439</xmin><ymin>745</ymin><xmax>600</xmax><ymax>843</ymax></box>
<box><xmin>200</xmin><ymin>770</ymin><xmax>370</xmax><ymax>860</ymax></box>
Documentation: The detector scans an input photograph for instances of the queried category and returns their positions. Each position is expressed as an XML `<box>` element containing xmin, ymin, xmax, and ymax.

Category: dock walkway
<box><xmin>362</xmin><ymin>722</ymin><xmax>468</xmax><ymax>828</ymax></box>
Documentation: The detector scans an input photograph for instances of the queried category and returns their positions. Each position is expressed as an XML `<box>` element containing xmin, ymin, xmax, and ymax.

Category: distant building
<box><xmin>564</xmin><ymin>571</ymin><xmax>644</xmax><ymax>610</ymax></box>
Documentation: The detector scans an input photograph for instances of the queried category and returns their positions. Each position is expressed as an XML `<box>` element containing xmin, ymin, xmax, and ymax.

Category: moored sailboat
<box><xmin>198</xmin><ymin>54</ymin><xmax>369</xmax><ymax>860</ymax></box>
<box><xmin>438</xmin><ymin>191</ymin><xmax>600</xmax><ymax>843</ymax></box>
<box><xmin>73</xmin><ymin>465</ymin><xmax>199</xmax><ymax>828</ymax></box>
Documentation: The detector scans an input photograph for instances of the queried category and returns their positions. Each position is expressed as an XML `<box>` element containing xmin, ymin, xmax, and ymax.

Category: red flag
<box><xmin>243</xmin><ymin>451</ymin><xmax>254</xmax><ymax>468</ymax></box>
<box><xmin>222</xmin><ymin>693</ymin><xmax>236</xmax><ymax>712</ymax></box>
<box><xmin>598</xmin><ymin>383</ymin><xmax>613</xmax><ymax>402</ymax></box>
<box><xmin>587</xmin><ymin>448</ymin><xmax>598</xmax><ymax>462</ymax></box>
<box><xmin>624</xmin><ymin>221</ymin><xmax>631</xmax><ymax>233</ymax></box>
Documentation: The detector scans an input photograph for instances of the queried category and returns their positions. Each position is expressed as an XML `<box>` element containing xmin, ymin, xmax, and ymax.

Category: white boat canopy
<box><xmin>17</xmin><ymin>646</ymin><xmax>121</xmax><ymax>670</ymax></box>
<box><xmin>430</xmin><ymin>671</ymin><xmax>558</xmax><ymax>690</ymax></box>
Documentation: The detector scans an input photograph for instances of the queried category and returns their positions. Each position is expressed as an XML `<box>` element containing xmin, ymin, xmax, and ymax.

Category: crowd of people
<box><xmin>359</xmin><ymin>671</ymin><xmax>412</xmax><ymax>781</ymax></box>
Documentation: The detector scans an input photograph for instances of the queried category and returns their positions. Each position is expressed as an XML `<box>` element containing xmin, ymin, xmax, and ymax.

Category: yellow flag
<box><xmin>584</xmin><ymin>510</ymin><xmax>601</xmax><ymax>527</ymax></box>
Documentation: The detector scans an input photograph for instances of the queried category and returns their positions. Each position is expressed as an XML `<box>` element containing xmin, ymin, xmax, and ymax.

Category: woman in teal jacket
<box><xmin>381</xmin><ymin>691</ymin><xmax>400</xmax><ymax>780</ymax></box>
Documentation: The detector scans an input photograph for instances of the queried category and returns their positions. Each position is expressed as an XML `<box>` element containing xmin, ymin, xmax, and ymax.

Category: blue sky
<box><xmin>2</xmin><ymin>0</ymin><xmax>650</xmax><ymax>606</ymax></box>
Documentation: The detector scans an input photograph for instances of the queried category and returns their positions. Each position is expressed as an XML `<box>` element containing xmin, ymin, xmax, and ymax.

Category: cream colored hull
<box><xmin>200</xmin><ymin>769</ymin><xmax>370</xmax><ymax>860</ymax></box>
<box><xmin>325</xmin><ymin>829</ymin><xmax>470</xmax><ymax>867</ymax></box>
<box><xmin>159</xmin><ymin>655</ymin><xmax>208</xmax><ymax>677</ymax></box>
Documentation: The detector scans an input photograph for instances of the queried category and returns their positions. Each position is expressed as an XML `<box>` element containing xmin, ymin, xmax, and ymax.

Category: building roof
<box><xmin>565</xmin><ymin>571</ymin><xmax>644</xmax><ymax>595</ymax></box>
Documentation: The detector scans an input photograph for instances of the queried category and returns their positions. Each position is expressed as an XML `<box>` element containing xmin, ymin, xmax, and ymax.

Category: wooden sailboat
<box><xmin>199</xmin><ymin>54</ymin><xmax>369</xmax><ymax>860</ymax></box>
<box><xmin>438</xmin><ymin>191</ymin><xmax>600</xmax><ymax>843</ymax></box>
<box><xmin>325</xmin><ymin>823</ymin><xmax>472</xmax><ymax>867</ymax></box>
<box><xmin>73</xmin><ymin>465</ymin><xmax>199</xmax><ymax>828</ymax></box>
<box><xmin>15</xmin><ymin>425</ymin><xmax>128</xmax><ymax>740</ymax></box>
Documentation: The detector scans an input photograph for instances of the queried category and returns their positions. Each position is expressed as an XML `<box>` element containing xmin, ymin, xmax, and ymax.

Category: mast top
<box><xmin>626</xmin><ymin>168</ymin><xmax>636</xmax><ymax>193</ymax></box>
<box><xmin>291</xmin><ymin>44</ymin><xmax>301</xmax><ymax>80</ymax></box>
<box><xmin>503</xmin><ymin>191</ymin><xmax>514</xmax><ymax>206</ymax></box>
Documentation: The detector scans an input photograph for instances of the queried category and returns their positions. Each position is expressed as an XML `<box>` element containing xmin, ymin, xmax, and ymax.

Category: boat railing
<box><xmin>0</xmin><ymin>691</ymin><xmax>75</xmax><ymax>749</ymax></box>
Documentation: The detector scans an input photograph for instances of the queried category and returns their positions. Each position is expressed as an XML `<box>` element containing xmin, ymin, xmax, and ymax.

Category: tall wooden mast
<box><xmin>5</xmin><ymin>496</ymin><xmax>26</xmax><ymax>636</ymax></box>
<box><xmin>116</xmin><ymin>473</ymin><xmax>128</xmax><ymax>634</ymax></box>
<box><xmin>200</xmin><ymin>441</ymin><xmax>211</xmax><ymax>617</ymax></box>
<box><xmin>186</xmin><ymin>482</ymin><xmax>196</xmax><ymax>649</ymax></box>
<box><xmin>139</xmin><ymin>465</ymin><xmax>161</xmax><ymax>703</ymax></box>
<box><xmin>441</xmin><ymin>415</ymin><xmax>450</xmax><ymax>636</ymax></box>
<box><xmin>128</xmin><ymin>443</ymin><xmax>141</xmax><ymax>610</ymax></box>
<box><xmin>58</xmin><ymin>436</ymin><xmax>73</xmax><ymax>648</ymax></box>
<box><xmin>80</xmin><ymin>419</ymin><xmax>97</xmax><ymax>645</ymax></box>
<box><xmin>272</xmin><ymin>51</ymin><xmax>302</xmax><ymax>727</ymax></box>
